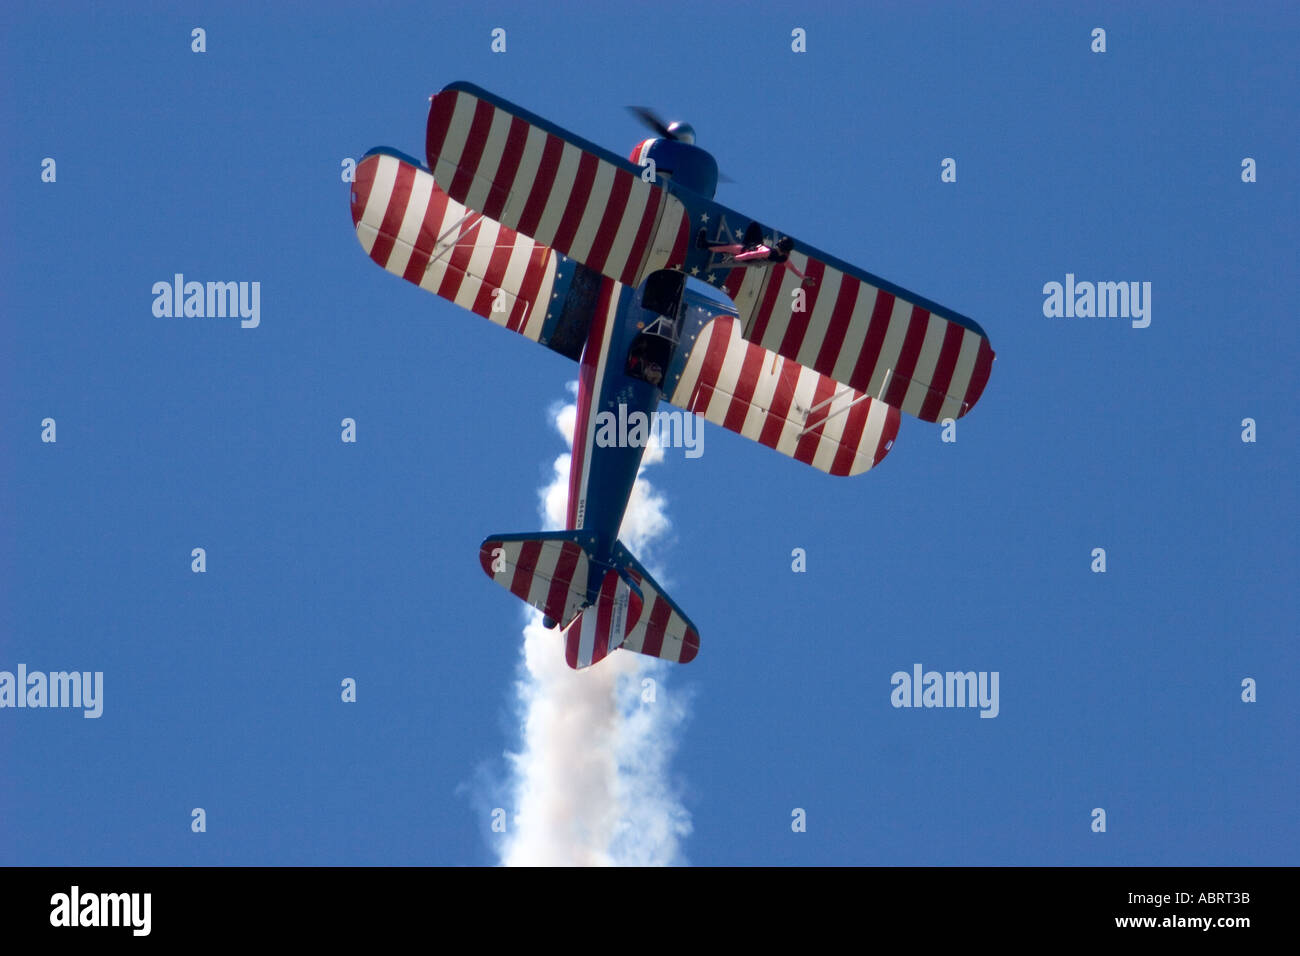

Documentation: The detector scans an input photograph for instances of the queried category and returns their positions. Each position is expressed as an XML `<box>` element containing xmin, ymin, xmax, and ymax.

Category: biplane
<box><xmin>350</xmin><ymin>82</ymin><xmax>994</xmax><ymax>670</ymax></box>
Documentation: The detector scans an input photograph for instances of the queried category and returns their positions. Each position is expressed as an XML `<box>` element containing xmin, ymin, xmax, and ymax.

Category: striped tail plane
<box><xmin>478</xmin><ymin>532</ymin><xmax>700</xmax><ymax>669</ymax></box>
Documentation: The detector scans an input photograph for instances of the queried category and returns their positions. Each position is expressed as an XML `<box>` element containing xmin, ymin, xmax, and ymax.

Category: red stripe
<box><xmin>401</xmin><ymin>182</ymin><xmax>452</xmax><ymax>283</ymax></box>
<box><xmin>723</xmin><ymin>342</ymin><xmax>764</xmax><ymax>433</ymax></box>
<box><xmin>722</xmin><ymin>269</ymin><xmax>746</xmax><ymax>301</ymax></box>
<box><xmin>478</xmin><ymin>541</ymin><xmax>501</xmax><ymax>578</ymax></box>
<box><xmin>368</xmin><ymin>162</ymin><xmax>417</xmax><ymax>268</ymax></box>
<box><xmin>847</xmin><ymin>290</ymin><xmax>895</xmax><ymax>393</ymax></box>
<box><xmin>516</xmin><ymin>134</ymin><xmax>564</xmax><ymax>238</ymax></box>
<box><xmin>640</xmin><ymin>598</ymin><xmax>671</xmax><ymax>659</ymax></box>
<box><xmin>469</xmin><ymin>220</ymin><xmax>521</xmax><ymax>316</ymax></box>
<box><xmin>667</xmin><ymin>215</ymin><xmax>690</xmax><ymax>269</ymax></box>
<box><xmin>447</xmin><ymin>98</ymin><xmax>495</xmax><ymax>202</ymax></box>
<box><xmin>509</xmin><ymin>540</ymin><xmax>543</xmax><ymax>602</ymax></box>
<box><xmin>918</xmin><ymin>322</ymin><xmax>967</xmax><ymax>422</ymax></box>
<box><xmin>506</xmin><ymin>245</ymin><xmax>549</xmax><ymax>333</ymax></box>
<box><xmin>958</xmin><ymin>337</ymin><xmax>995</xmax><ymax>417</ymax></box>
<box><xmin>425</xmin><ymin>89</ymin><xmax>459</xmax><ymax>167</ymax></box>
<box><xmin>689</xmin><ymin>318</ymin><xmax>733</xmax><ymax>412</ymax></box>
<box><xmin>873</xmin><ymin>405</ymin><xmax>900</xmax><ymax>465</ymax></box>
<box><xmin>434</xmin><ymin>212</ymin><xmax>482</xmax><ymax>301</ymax></box>
<box><xmin>564</xmin><ymin>622</ymin><xmax>580</xmax><ymax>669</ymax></box>
<box><xmin>583</xmin><ymin>168</ymin><xmax>632</xmax><ymax>276</ymax></box>
<box><xmin>625</xmin><ymin>589</ymin><xmax>644</xmax><ymax>632</ymax></box>
<box><xmin>757</xmin><ymin>358</ymin><xmax>801</xmax><ymax>449</ymax></box>
<box><xmin>776</xmin><ymin>260</ymin><xmax>826</xmax><ymax>360</ymax></box>
<box><xmin>813</xmin><ymin>277</ymin><xmax>862</xmax><ymax>378</ymax></box>
<box><xmin>792</xmin><ymin>374</ymin><xmax>837</xmax><ymax>465</ymax></box>
<box><xmin>749</xmin><ymin>262</ymin><xmax>793</xmax><ymax>346</ymax></box>
<box><xmin>830</xmin><ymin>393</ymin><xmax>872</xmax><ymax>476</ymax></box>
<box><xmin>551</xmin><ymin>151</ymin><xmax>599</xmax><ymax>254</ymax></box>
<box><xmin>482</xmin><ymin>116</ymin><xmax>530</xmax><ymax>222</ymax></box>
<box><xmin>543</xmin><ymin>542</ymin><xmax>581</xmax><ymax>623</ymax></box>
<box><xmin>881</xmin><ymin>307</ymin><xmax>931</xmax><ymax>408</ymax></box>
<box><xmin>350</xmin><ymin>157</ymin><xmax>377</xmax><ymax>228</ymax></box>
<box><xmin>628</xmin><ymin>138</ymin><xmax>654</xmax><ymax>164</ymax></box>
<box><xmin>679</xmin><ymin>628</ymin><xmax>699</xmax><ymax>664</ymax></box>
<box><xmin>621</xmin><ymin>188</ymin><xmax>662</xmax><ymax>285</ymax></box>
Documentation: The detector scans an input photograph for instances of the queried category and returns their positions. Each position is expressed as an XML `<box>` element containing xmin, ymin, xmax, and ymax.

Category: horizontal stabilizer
<box><xmin>563</xmin><ymin>569</ymin><xmax>642</xmax><ymax>669</ymax></box>
<box><xmin>479</xmin><ymin>534</ymin><xmax>700</xmax><ymax>667</ymax></box>
<box><xmin>479</xmin><ymin>532</ymin><xmax>593</xmax><ymax>629</ymax></box>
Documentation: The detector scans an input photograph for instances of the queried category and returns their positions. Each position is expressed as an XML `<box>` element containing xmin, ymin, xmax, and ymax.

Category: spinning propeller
<box><xmin>628</xmin><ymin>106</ymin><xmax>696</xmax><ymax>144</ymax></box>
<box><xmin>627</xmin><ymin>106</ymin><xmax>733</xmax><ymax>183</ymax></box>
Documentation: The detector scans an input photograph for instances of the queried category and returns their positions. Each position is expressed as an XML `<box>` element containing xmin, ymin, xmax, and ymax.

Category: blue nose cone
<box><xmin>645</xmin><ymin>139</ymin><xmax>717</xmax><ymax>200</ymax></box>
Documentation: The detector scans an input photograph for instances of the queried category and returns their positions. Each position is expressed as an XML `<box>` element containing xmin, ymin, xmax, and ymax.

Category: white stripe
<box><xmin>533</xmin><ymin>142</ymin><xmax>582</xmax><ymax>248</ymax></box>
<box><xmin>642</xmin><ymin>199</ymin><xmax>685</xmax><ymax>274</ymax></box>
<box><xmin>430</xmin><ymin>92</ymin><xmax>478</xmax><ymax>188</ymax></box>
<box><xmin>938</xmin><ymin>331</ymin><xmax>982</xmax><ymax>422</ymax></box>
<box><xmin>704</xmin><ymin>330</ymin><xmax>749</xmax><ymax>422</ymax></box>
<box><xmin>497</xmin><ymin>232</ymin><xmax>537</xmax><ymax>306</ymax></box>
<box><xmin>452</xmin><ymin>217</ymin><xmax>500</xmax><ymax>310</ymax></box>
<box><xmin>809</xmin><ymin>384</ymin><xmax>856</xmax><ymax>473</ymax></box>
<box><xmin>853</xmin><ymin>399</ymin><xmax>891</xmax><ymax>475</ymax></box>
<box><xmin>774</xmin><ymin>366</ymin><xmax>819</xmax><ymax>458</ymax></box>
<box><xmin>756</xmin><ymin>256</ymin><xmax>808</xmax><ymax>351</ymax></box>
<box><xmin>668</xmin><ymin>320</ymin><xmax>711</xmax><ymax>407</ymax></box>
<box><xmin>605</xmin><ymin>183</ymin><xmax>650</xmax><ymax>281</ymax></box>
<box><xmin>899</xmin><ymin>313</ymin><xmax>949</xmax><ymax>418</ymax></box>
<box><xmin>608</xmin><ymin>183</ymin><xmax>651</xmax><ymax>275</ymax></box>
<box><xmin>731</xmin><ymin>266</ymin><xmax>768</xmax><ymax>324</ymax></box>
<box><xmin>746</xmin><ymin>352</ymin><xmax>790</xmax><ymax>440</ymax></box>
<box><xmin>521</xmin><ymin>252</ymin><xmax>556</xmax><ymax>341</ymax></box>
<box><xmin>578</xmin><ymin>608</ymin><xmax>598</xmax><ymax>667</ymax></box>
<box><xmin>460</xmin><ymin>106</ymin><xmax>513</xmax><ymax>214</ymax></box>
<box><xmin>793</xmin><ymin>270</ymin><xmax>844</xmax><ymax>370</ymax></box>
<box><xmin>866</xmin><ymin>297</ymin><xmax>915</xmax><ymax>398</ymax></box>
<box><xmin>522</xmin><ymin>543</ymin><xmax>555</xmax><ymax>611</ymax></box>
<box><xmin>382</xmin><ymin>169</ymin><xmax>434</xmax><ymax>277</ymax></box>
<box><xmin>564</xmin><ymin>161</ymin><xmax>616</xmax><ymax>264</ymax></box>
<box><xmin>499</xmin><ymin>124</ymin><xmax>549</xmax><ymax>233</ymax></box>
<box><xmin>417</xmin><ymin>190</ymin><xmax>469</xmax><ymax>293</ymax></box>
<box><xmin>358</xmin><ymin>155</ymin><xmax>400</xmax><ymax>256</ymax></box>
<box><xmin>830</xmin><ymin>283</ymin><xmax>878</xmax><ymax>386</ymax></box>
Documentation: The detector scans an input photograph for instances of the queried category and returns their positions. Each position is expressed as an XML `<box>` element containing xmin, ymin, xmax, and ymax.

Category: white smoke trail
<box><xmin>499</xmin><ymin>391</ymin><xmax>692</xmax><ymax>866</ymax></box>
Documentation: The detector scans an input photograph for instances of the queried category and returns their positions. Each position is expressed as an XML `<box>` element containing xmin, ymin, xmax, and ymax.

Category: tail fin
<box><xmin>479</xmin><ymin>533</ymin><xmax>700</xmax><ymax>669</ymax></box>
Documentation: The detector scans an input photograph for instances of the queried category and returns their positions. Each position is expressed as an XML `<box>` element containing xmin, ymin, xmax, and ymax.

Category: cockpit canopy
<box><xmin>626</xmin><ymin>270</ymin><xmax>685</xmax><ymax>388</ymax></box>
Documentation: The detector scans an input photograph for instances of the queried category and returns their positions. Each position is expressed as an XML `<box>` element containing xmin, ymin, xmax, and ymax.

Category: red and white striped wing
<box><xmin>715</xmin><ymin>244</ymin><xmax>995</xmax><ymax>423</ymax></box>
<box><xmin>479</xmin><ymin>536</ymin><xmax>591</xmax><ymax>628</ymax></box>
<box><xmin>352</xmin><ymin>151</ymin><xmax>558</xmax><ymax>343</ymax></box>
<box><xmin>669</xmin><ymin>314</ymin><xmax>900</xmax><ymax>476</ymax></box>
<box><xmin>425</xmin><ymin>82</ymin><xmax>692</xmax><ymax>288</ymax></box>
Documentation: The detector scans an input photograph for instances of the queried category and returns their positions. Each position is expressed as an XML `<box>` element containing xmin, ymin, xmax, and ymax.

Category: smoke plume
<box><xmin>499</xmin><ymin>391</ymin><xmax>691</xmax><ymax>866</ymax></box>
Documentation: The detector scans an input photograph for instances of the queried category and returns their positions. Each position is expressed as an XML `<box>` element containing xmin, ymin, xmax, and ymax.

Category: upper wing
<box><xmin>691</xmin><ymin>212</ymin><xmax>995</xmax><ymax>423</ymax></box>
<box><xmin>352</xmin><ymin>148</ymin><xmax>560</xmax><ymax>345</ymax></box>
<box><xmin>424</xmin><ymin>81</ymin><xmax>692</xmax><ymax>288</ymax></box>
<box><xmin>665</xmin><ymin>291</ymin><xmax>899</xmax><ymax>476</ymax></box>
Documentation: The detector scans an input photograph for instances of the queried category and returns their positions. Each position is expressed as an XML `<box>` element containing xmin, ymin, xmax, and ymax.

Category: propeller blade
<box><xmin>628</xmin><ymin>105</ymin><xmax>674</xmax><ymax>140</ymax></box>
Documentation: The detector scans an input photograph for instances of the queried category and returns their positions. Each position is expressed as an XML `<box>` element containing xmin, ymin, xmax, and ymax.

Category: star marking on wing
<box><xmin>699</xmin><ymin>213</ymin><xmax>709</xmax><ymax>224</ymax></box>
<box><xmin>706</xmin><ymin>272</ymin><xmax>717</xmax><ymax>284</ymax></box>
<box><xmin>689</xmin><ymin>266</ymin><xmax>699</xmax><ymax>276</ymax></box>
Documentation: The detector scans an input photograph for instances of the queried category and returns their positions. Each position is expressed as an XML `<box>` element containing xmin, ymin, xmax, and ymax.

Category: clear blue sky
<box><xmin>2</xmin><ymin>1</ymin><xmax>1296</xmax><ymax>865</ymax></box>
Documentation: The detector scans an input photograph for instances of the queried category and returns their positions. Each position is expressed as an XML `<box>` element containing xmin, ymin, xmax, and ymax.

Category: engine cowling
<box><xmin>626</xmin><ymin>137</ymin><xmax>718</xmax><ymax>200</ymax></box>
